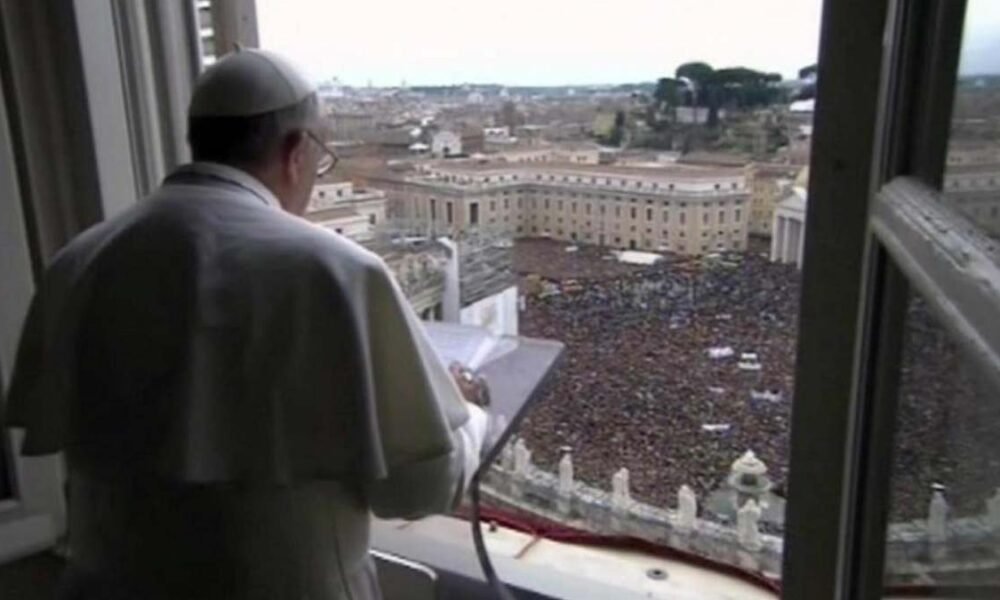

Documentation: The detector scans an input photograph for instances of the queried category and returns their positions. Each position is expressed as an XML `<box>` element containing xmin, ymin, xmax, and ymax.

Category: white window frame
<box><xmin>784</xmin><ymin>0</ymin><xmax>990</xmax><ymax>597</ymax></box>
<box><xmin>0</xmin><ymin>83</ymin><xmax>64</xmax><ymax>565</ymax></box>
<box><xmin>0</xmin><ymin>0</ymin><xmax>199</xmax><ymax>566</ymax></box>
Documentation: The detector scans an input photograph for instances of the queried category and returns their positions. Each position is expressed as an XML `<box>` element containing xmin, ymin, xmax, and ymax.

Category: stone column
<box><xmin>610</xmin><ymin>468</ymin><xmax>632</xmax><ymax>532</ymax></box>
<box><xmin>500</xmin><ymin>440</ymin><xmax>516</xmax><ymax>471</ymax></box>
<box><xmin>795</xmin><ymin>219</ymin><xmax>806</xmax><ymax>267</ymax></box>
<box><xmin>781</xmin><ymin>217</ymin><xmax>792</xmax><ymax>263</ymax></box>
<box><xmin>928</xmin><ymin>490</ymin><xmax>949</xmax><ymax>561</ymax></box>
<box><xmin>928</xmin><ymin>490</ymin><xmax>949</xmax><ymax>544</ymax></box>
<box><xmin>676</xmin><ymin>485</ymin><xmax>698</xmax><ymax>534</ymax></box>
<box><xmin>738</xmin><ymin>499</ymin><xmax>763</xmax><ymax>552</ymax></box>
<box><xmin>770</xmin><ymin>215</ymin><xmax>783</xmax><ymax>261</ymax></box>
<box><xmin>611</xmin><ymin>468</ymin><xmax>631</xmax><ymax>511</ymax></box>
<box><xmin>557</xmin><ymin>450</ymin><xmax>575</xmax><ymax>514</ymax></box>
<box><xmin>511</xmin><ymin>439</ymin><xmax>532</xmax><ymax>499</ymax></box>
<box><xmin>786</xmin><ymin>219</ymin><xmax>796</xmax><ymax>265</ymax></box>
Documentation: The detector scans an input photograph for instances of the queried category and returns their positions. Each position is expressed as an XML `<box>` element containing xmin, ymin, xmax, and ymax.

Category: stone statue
<box><xmin>677</xmin><ymin>485</ymin><xmax>698</xmax><ymax>533</ymax></box>
<box><xmin>611</xmin><ymin>468</ymin><xmax>631</xmax><ymax>512</ymax></box>
<box><xmin>738</xmin><ymin>499</ymin><xmax>763</xmax><ymax>551</ymax></box>
<box><xmin>928</xmin><ymin>490</ymin><xmax>949</xmax><ymax>543</ymax></box>
<box><xmin>513</xmin><ymin>438</ymin><xmax>532</xmax><ymax>476</ymax></box>
<box><xmin>500</xmin><ymin>439</ymin><xmax>515</xmax><ymax>471</ymax></box>
<box><xmin>558</xmin><ymin>452</ymin><xmax>575</xmax><ymax>496</ymax></box>
<box><xmin>986</xmin><ymin>488</ymin><xmax>1000</xmax><ymax>531</ymax></box>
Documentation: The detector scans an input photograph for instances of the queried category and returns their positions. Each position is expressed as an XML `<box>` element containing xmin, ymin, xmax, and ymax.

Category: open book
<box><xmin>422</xmin><ymin>321</ymin><xmax>517</xmax><ymax>371</ymax></box>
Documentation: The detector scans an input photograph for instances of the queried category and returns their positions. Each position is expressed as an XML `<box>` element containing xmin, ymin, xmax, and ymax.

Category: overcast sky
<box><xmin>257</xmin><ymin>0</ymin><xmax>1000</xmax><ymax>86</ymax></box>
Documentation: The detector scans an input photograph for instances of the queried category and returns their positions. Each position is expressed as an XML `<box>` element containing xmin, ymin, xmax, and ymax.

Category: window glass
<box><xmin>943</xmin><ymin>0</ymin><xmax>1000</xmax><ymax>238</ymax></box>
<box><xmin>881</xmin><ymin>3</ymin><xmax>1000</xmax><ymax>592</ymax></box>
<box><xmin>882</xmin><ymin>290</ymin><xmax>1000</xmax><ymax>591</ymax></box>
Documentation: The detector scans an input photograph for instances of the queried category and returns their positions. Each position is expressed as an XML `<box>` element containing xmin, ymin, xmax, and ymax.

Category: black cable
<box><xmin>468</xmin><ymin>341</ymin><xmax>564</xmax><ymax>599</ymax></box>
<box><xmin>470</xmin><ymin>445</ymin><xmax>520</xmax><ymax>600</ymax></box>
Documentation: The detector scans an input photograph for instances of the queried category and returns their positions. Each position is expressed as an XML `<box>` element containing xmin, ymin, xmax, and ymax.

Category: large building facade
<box><xmin>305</xmin><ymin>181</ymin><xmax>387</xmax><ymax>242</ymax></box>
<box><xmin>943</xmin><ymin>142</ymin><xmax>1000</xmax><ymax>237</ymax></box>
<box><xmin>770</xmin><ymin>187</ymin><xmax>807</xmax><ymax>268</ymax></box>
<box><xmin>747</xmin><ymin>163</ymin><xmax>800</xmax><ymax>237</ymax></box>
<box><xmin>379</xmin><ymin>161</ymin><xmax>751</xmax><ymax>256</ymax></box>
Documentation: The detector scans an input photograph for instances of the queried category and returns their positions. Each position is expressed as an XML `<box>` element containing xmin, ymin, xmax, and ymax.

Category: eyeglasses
<box><xmin>307</xmin><ymin>130</ymin><xmax>338</xmax><ymax>177</ymax></box>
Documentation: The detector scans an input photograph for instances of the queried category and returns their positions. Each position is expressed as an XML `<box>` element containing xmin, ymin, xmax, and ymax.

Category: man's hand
<box><xmin>449</xmin><ymin>362</ymin><xmax>490</xmax><ymax>407</ymax></box>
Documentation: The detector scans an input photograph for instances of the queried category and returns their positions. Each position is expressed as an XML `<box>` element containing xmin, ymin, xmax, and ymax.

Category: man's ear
<box><xmin>281</xmin><ymin>131</ymin><xmax>308</xmax><ymax>184</ymax></box>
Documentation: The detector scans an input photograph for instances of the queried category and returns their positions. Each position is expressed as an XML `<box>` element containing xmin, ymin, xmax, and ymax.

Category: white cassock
<box><xmin>3</xmin><ymin>162</ymin><xmax>487</xmax><ymax>600</ymax></box>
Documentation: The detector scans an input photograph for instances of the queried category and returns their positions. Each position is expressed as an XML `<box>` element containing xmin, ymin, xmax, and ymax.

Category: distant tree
<box><xmin>498</xmin><ymin>101</ymin><xmax>525</xmax><ymax>130</ymax></box>
<box><xmin>714</xmin><ymin>67</ymin><xmax>783</xmax><ymax>109</ymax></box>
<box><xmin>597</xmin><ymin>110</ymin><xmax>628</xmax><ymax>147</ymax></box>
<box><xmin>675</xmin><ymin>62</ymin><xmax>715</xmax><ymax>106</ymax></box>
<box><xmin>795</xmin><ymin>84</ymin><xmax>817</xmax><ymax>101</ymax></box>
<box><xmin>651</xmin><ymin>77</ymin><xmax>682</xmax><ymax>128</ymax></box>
<box><xmin>675</xmin><ymin>62</ymin><xmax>722</xmax><ymax>125</ymax></box>
<box><xmin>798</xmin><ymin>64</ymin><xmax>818</xmax><ymax>80</ymax></box>
<box><xmin>654</xmin><ymin>77</ymin><xmax>682</xmax><ymax>108</ymax></box>
<box><xmin>676</xmin><ymin>62</ymin><xmax>715</xmax><ymax>89</ymax></box>
<box><xmin>607</xmin><ymin>109</ymin><xmax>627</xmax><ymax>146</ymax></box>
<box><xmin>660</xmin><ymin>62</ymin><xmax>787</xmax><ymax>130</ymax></box>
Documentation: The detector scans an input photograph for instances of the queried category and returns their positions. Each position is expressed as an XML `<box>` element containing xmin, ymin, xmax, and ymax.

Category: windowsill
<box><xmin>0</xmin><ymin>508</ymin><xmax>57</xmax><ymax>565</ymax></box>
<box><xmin>372</xmin><ymin>516</ymin><xmax>778</xmax><ymax>600</ymax></box>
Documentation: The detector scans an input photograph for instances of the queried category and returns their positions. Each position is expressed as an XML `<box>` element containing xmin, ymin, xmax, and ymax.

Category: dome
<box><xmin>732</xmin><ymin>450</ymin><xmax>768</xmax><ymax>477</ymax></box>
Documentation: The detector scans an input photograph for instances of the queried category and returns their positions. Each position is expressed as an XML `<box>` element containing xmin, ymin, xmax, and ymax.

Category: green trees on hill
<box><xmin>652</xmin><ymin>61</ymin><xmax>785</xmax><ymax>127</ymax></box>
<box><xmin>601</xmin><ymin>109</ymin><xmax>628</xmax><ymax>147</ymax></box>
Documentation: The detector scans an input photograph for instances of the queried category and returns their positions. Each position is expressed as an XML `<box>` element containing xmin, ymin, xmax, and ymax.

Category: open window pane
<box><xmin>943</xmin><ymin>0</ymin><xmax>1000</xmax><ymax>236</ymax></box>
<box><xmin>881</xmin><ymin>290</ymin><xmax>1000</xmax><ymax>592</ymax></box>
<box><xmin>879</xmin><ymin>7</ymin><xmax>1000</xmax><ymax>591</ymax></box>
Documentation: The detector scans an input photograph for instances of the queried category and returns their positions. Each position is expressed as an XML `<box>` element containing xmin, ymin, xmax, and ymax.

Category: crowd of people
<box><xmin>505</xmin><ymin>239</ymin><xmax>997</xmax><ymax>524</ymax></box>
<box><xmin>512</xmin><ymin>238</ymin><xmax>644</xmax><ymax>282</ymax></box>
<box><xmin>892</xmin><ymin>297</ymin><xmax>1000</xmax><ymax>520</ymax></box>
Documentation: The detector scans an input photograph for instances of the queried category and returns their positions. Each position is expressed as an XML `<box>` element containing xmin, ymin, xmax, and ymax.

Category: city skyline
<box><xmin>258</xmin><ymin>0</ymin><xmax>1000</xmax><ymax>87</ymax></box>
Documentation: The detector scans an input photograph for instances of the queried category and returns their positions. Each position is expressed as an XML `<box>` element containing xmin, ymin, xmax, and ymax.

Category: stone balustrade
<box><xmin>483</xmin><ymin>438</ymin><xmax>1000</xmax><ymax>583</ymax></box>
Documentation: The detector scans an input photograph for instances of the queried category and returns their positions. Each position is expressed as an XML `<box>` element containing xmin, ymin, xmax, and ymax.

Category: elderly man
<box><xmin>3</xmin><ymin>49</ymin><xmax>487</xmax><ymax>599</ymax></box>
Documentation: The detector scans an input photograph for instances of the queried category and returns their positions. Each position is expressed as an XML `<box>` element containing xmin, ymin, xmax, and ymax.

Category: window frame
<box><xmin>783</xmin><ymin>0</ymin><xmax>984</xmax><ymax>597</ymax></box>
<box><xmin>840</xmin><ymin>0</ymin><xmax>980</xmax><ymax>596</ymax></box>
<box><xmin>1</xmin><ymin>0</ymin><xmax>985</xmax><ymax>595</ymax></box>
<box><xmin>780</xmin><ymin>0</ymin><xmax>898</xmax><ymax>596</ymax></box>
<box><xmin>0</xmin><ymin>0</ymin><xmax>199</xmax><ymax>566</ymax></box>
<box><xmin>0</xmin><ymin>67</ymin><xmax>64</xmax><ymax>565</ymax></box>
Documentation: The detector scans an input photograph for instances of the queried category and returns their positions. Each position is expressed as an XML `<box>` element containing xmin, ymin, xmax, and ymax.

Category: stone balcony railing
<box><xmin>482</xmin><ymin>438</ymin><xmax>1000</xmax><ymax>583</ymax></box>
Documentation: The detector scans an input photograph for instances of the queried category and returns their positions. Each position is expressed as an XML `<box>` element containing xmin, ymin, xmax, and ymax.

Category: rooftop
<box><xmin>305</xmin><ymin>206</ymin><xmax>362</xmax><ymax>220</ymax></box>
<box><xmin>750</xmin><ymin>163</ymin><xmax>803</xmax><ymax>177</ymax></box>
<box><xmin>677</xmin><ymin>152</ymin><xmax>752</xmax><ymax>168</ymax></box>
<box><xmin>423</xmin><ymin>160</ymin><xmax>745</xmax><ymax>180</ymax></box>
<box><xmin>945</xmin><ymin>163</ymin><xmax>1000</xmax><ymax>175</ymax></box>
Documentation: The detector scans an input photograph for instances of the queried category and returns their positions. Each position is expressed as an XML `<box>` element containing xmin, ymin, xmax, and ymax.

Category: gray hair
<box><xmin>187</xmin><ymin>94</ymin><xmax>319</xmax><ymax>167</ymax></box>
